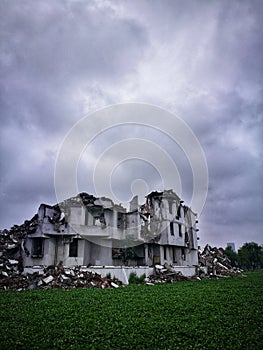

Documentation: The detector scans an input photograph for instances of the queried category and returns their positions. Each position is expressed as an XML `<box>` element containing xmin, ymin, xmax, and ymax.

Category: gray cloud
<box><xmin>0</xmin><ymin>0</ymin><xmax>148</xmax><ymax>227</ymax></box>
<box><xmin>0</xmin><ymin>0</ymin><xmax>262</xmax><ymax>250</ymax></box>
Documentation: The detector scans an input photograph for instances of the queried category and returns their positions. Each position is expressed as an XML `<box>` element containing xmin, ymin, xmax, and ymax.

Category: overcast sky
<box><xmin>1</xmin><ymin>0</ymin><xmax>262</xmax><ymax>249</ymax></box>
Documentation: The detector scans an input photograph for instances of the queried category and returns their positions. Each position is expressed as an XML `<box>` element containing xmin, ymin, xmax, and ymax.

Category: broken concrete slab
<box><xmin>110</xmin><ymin>282</ymin><xmax>119</xmax><ymax>288</ymax></box>
<box><xmin>43</xmin><ymin>275</ymin><xmax>54</xmax><ymax>284</ymax></box>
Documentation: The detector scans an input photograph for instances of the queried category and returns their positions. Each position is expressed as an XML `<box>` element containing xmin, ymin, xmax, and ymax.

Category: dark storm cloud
<box><xmin>0</xmin><ymin>0</ymin><xmax>148</xmax><ymax>131</ymax></box>
<box><xmin>0</xmin><ymin>0</ymin><xmax>148</xmax><ymax>228</ymax></box>
<box><xmin>110</xmin><ymin>0</ymin><xmax>263</xmax><ymax>249</ymax></box>
<box><xmin>0</xmin><ymin>0</ymin><xmax>262</xmax><ymax>249</ymax></box>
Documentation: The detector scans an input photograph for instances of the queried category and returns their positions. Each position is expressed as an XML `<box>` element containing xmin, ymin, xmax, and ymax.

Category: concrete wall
<box><xmin>63</xmin><ymin>239</ymin><xmax>85</xmax><ymax>266</ymax></box>
<box><xmin>87</xmin><ymin>266</ymin><xmax>155</xmax><ymax>284</ymax></box>
<box><xmin>89</xmin><ymin>242</ymin><xmax>112</xmax><ymax>265</ymax></box>
<box><xmin>23</xmin><ymin>237</ymin><xmax>196</xmax><ymax>269</ymax></box>
<box><xmin>172</xmin><ymin>266</ymin><xmax>196</xmax><ymax>277</ymax></box>
<box><xmin>70</xmin><ymin>207</ymin><xmax>85</xmax><ymax>225</ymax></box>
<box><xmin>24</xmin><ymin>237</ymin><xmax>53</xmax><ymax>266</ymax></box>
<box><xmin>152</xmin><ymin>244</ymin><xmax>198</xmax><ymax>267</ymax></box>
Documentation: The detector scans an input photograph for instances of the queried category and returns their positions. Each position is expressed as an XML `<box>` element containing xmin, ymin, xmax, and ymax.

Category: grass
<box><xmin>0</xmin><ymin>271</ymin><xmax>263</xmax><ymax>349</ymax></box>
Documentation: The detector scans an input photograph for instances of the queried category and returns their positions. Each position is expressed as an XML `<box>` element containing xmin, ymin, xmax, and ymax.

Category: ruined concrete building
<box><xmin>9</xmin><ymin>190</ymin><xmax>199</xmax><ymax>270</ymax></box>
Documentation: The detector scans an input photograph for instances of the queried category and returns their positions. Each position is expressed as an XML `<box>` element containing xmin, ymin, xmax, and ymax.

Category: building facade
<box><xmin>23</xmin><ymin>190</ymin><xmax>199</xmax><ymax>268</ymax></box>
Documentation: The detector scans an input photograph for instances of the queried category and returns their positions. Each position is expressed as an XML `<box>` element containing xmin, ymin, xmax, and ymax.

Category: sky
<box><xmin>0</xmin><ymin>0</ymin><xmax>262</xmax><ymax>250</ymax></box>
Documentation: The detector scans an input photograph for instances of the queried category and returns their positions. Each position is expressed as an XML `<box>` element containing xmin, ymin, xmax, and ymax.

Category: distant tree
<box><xmin>237</xmin><ymin>242</ymin><xmax>263</xmax><ymax>270</ymax></box>
<box><xmin>224</xmin><ymin>246</ymin><xmax>238</xmax><ymax>267</ymax></box>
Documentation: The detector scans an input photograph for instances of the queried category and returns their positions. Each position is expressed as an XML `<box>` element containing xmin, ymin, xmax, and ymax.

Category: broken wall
<box><xmin>89</xmin><ymin>241</ymin><xmax>112</xmax><ymax>266</ymax></box>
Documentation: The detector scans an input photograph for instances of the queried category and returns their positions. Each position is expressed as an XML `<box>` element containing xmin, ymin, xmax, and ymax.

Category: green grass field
<box><xmin>0</xmin><ymin>271</ymin><xmax>263</xmax><ymax>350</ymax></box>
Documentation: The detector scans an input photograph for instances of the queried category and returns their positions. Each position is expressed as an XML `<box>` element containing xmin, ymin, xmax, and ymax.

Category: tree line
<box><xmin>225</xmin><ymin>242</ymin><xmax>263</xmax><ymax>270</ymax></box>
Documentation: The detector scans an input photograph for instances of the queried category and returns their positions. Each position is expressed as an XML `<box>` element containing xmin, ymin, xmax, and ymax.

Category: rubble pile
<box><xmin>0</xmin><ymin>215</ymin><xmax>40</xmax><ymax>284</ymax></box>
<box><xmin>199</xmin><ymin>244</ymin><xmax>242</xmax><ymax>276</ymax></box>
<box><xmin>0</xmin><ymin>263</ymin><xmax>122</xmax><ymax>291</ymax></box>
<box><xmin>0</xmin><ymin>218</ymin><xmax>122</xmax><ymax>291</ymax></box>
<box><xmin>0</xmin><ymin>215</ymin><xmax>39</xmax><ymax>267</ymax></box>
<box><xmin>145</xmin><ymin>263</ymin><xmax>195</xmax><ymax>285</ymax></box>
<box><xmin>0</xmin><ymin>214</ymin><xmax>38</xmax><ymax>263</ymax></box>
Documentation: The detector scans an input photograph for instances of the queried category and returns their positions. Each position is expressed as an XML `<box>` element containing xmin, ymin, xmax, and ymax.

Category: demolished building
<box><xmin>0</xmin><ymin>190</ymin><xmax>199</xmax><ymax>279</ymax></box>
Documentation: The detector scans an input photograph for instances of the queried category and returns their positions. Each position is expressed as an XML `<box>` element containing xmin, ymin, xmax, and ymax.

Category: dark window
<box><xmin>112</xmin><ymin>248</ymin><xmax>122</xmax><ymax>259</ymax></box>
<box><xmin>170</xmin><ymin>222</ymin><xmax>174</xmax><ymax>235</ymax></box>
<box><xmin>69</xmin><ymin>238</ymin><xmax>78</xmax><ymax>257</ymax></box>
<box><xmin>31</xmin><ymin>238</ymin><xmax>44</xmax><ymax>258</ymax></box>
<box><xmin>172</xmin><ymin>247</ymin><xmax>177</xmax><ymax>263</ymax></box>
<box><xmin>176</xmin><ymin>205</ymin><xmax>181</xmax><ymax>219</ymax></box>
<box><xmin>163</xmin><ymin>246</ymin><xmax>167</xmax><ymax>260</ymax></box>
<box><xmin>178</xmin><ymin>224</ymin><xmax>182</xmax><ymax>237</ymax></box>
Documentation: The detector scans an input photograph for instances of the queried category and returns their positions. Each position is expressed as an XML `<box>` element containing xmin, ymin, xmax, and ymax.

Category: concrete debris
<box><xmin>7</xmin><ymin>244</ymin><xmax>17</xmax><ymax>250</ymax></box>
<box><xmin>198</xmin><ymin>244</ymin><xmax>242</xmax><ymax>277</ymax></box>
<box><xmin>42</xmin><ymin>275</ymin><xmax>54</xmax><ymax>284</ymax></box>
<box><xmin>0</xmin><ymin>215</ymin><xmax>38</xmax><ymax>274</ymax></box>
<box><xmin>110</xmin><ymin>282</ymin><xmax>119</xmax><ymax>288</ymax></box>
<box><xmin>145</xmin><ymin>248</ymin><xmax>244</xmax><ymax>284</ymax></box>
<box><xmin>0</xmin><ymin>224</ymin><xmax>123</xmax><ymax>290</ymax></box>
<box><xmin>8</xmin><ymin>259</ymin><xmax>19</xmax><ymax>265</ymax></box>
<box><xmin>0</xmin><ymin>263</ymin><xmax>122</xmax><ymax>291</ymax></box>
<box><xmin>145</xmin><ymin>264</ymin><xmax>195</xmax><ymax>284</ymax></box>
